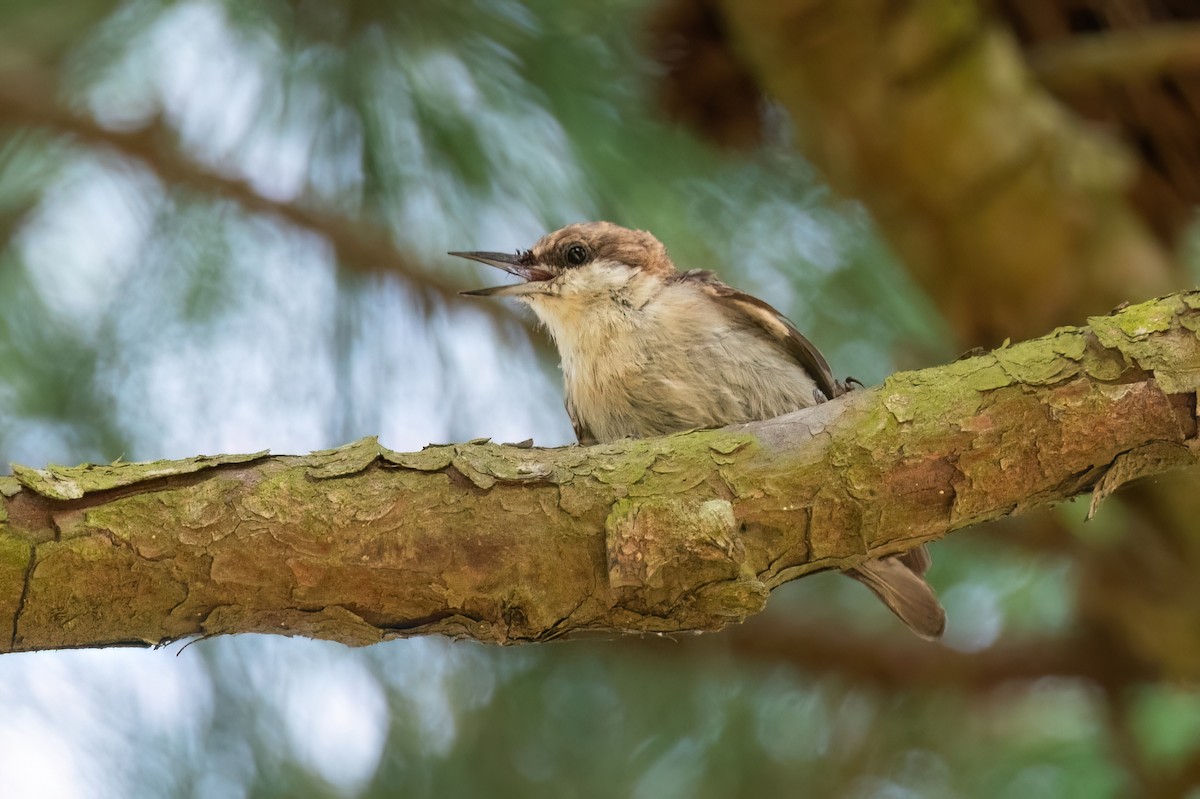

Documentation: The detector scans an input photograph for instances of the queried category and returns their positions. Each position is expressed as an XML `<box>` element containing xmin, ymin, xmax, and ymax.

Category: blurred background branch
<box><xmin>0</xmin><ymin>67</ymin><xmax>527</xmax><ymax>325</ymax></box>
<box><xmin>717</xmin><ymin>0</ymin><xmax>1179</xmax><ymax>345</ymax></box>
<box><xmin>650</xmin><ymin>617</ymin><xmax>1150</xmax><ymax>693</ymax></box>
<box><xmin>1030</xmin><ymin>23</ymin><xmax>1200</xmax><ymax>89</ymax></box>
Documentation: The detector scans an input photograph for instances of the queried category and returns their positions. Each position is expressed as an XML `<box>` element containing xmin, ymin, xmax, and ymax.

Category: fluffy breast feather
<box><xmin>555</xmin><ymin>277</ymin><xmax>824</xmax><ymax>443</ymax></box>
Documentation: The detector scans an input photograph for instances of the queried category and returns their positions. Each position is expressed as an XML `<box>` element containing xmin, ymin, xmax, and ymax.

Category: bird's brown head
<box><xmin>452</xmin><ymin>222</ymin><xmax>675</xmax><ymax>303</ymax></box>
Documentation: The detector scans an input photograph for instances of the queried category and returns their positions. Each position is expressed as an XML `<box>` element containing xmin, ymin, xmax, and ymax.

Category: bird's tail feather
<box><xmin>848</xmin><ymin>548</ymin><xmax>945</xmax><ymax>641</ymax></box>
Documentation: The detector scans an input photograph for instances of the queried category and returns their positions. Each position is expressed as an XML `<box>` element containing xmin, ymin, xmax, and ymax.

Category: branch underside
<box><xmin>1</xmin><ymin>293</ymin><xmax>1199</xmax><ymax>653</ymax></box>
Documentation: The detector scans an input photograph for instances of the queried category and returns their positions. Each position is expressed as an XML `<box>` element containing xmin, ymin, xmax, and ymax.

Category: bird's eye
<box><xmin>565</xmin><ymin>244</ymin><xmax>589</xmax><ymax>266</ymax></box>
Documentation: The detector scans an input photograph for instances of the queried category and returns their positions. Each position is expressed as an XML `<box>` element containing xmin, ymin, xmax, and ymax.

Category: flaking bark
<box><xmin>2</xmin><ymin>293</ymin><xmax>1200</xmax><ymax>654</ymax></box>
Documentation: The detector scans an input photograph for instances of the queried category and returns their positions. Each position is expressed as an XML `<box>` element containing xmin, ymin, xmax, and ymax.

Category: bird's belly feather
<box><xmin>563</xmin><ymin>327</ymin><xmax>819</xmax><ymax>443</ymax></box>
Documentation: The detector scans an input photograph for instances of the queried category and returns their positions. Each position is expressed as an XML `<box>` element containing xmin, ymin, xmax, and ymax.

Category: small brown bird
<box><xmin>453</xmin><ymin>222</ymin><xmax>945</xmax><ymax>640</ymax></box>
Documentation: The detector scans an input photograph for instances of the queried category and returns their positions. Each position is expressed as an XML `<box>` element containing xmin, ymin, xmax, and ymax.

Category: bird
<box><xmin>452</xmin><ymin>221</ymin><xmax>945</xmax><ymax>640</ymax></box>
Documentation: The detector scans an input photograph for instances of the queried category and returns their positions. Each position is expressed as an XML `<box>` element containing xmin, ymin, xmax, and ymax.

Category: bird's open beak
<box><xmin>450</xmin><ymin>251</ymin><xmax>553</xmax><ymax>297</ymax></box>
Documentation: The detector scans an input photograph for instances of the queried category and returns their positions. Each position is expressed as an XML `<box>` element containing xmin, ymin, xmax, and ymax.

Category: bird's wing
<box><xmin>674</xmin><ymin>269</ymin><xmax>842</xmax><ymax>401</ymax></box>
<box><xmin>565</xmin><ymin>395</ymin><xmax>598</xmax><ymax>446</ymax></box>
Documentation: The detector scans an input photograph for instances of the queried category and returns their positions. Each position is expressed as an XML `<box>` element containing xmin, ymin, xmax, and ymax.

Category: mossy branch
<box><xmin>2</xmin><ymin>293</ymin><xmax>1200</xmax><ymax>654</ymax></box>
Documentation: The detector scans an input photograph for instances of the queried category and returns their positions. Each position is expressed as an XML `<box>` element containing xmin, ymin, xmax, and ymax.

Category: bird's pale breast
<box><xmin>558</xmin><ymin>282</ymin><xmax>821</xmax><ymax>443</ymax></box>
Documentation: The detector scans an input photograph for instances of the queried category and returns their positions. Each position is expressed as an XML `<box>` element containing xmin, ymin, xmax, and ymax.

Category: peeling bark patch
<box><xmin>1090</xmin><ymin>297</ymin><xmax>1180</xmax><ymax>339</ymax></box>
<box><xmin>605</xmin><ymin>497</ymin><xmax>765</xmax><ymax>629</ymax></box>
<box><xmin>11</xmin><ymin>451</ymin><xmax>269</xmax><ymax>500</ymax></box>
<box><xmin>450</xmin><ymin>455</ymin><xmax>498</xmax><ymax>490</ymax></box>
<box><xmin>202</xmin><ymin>604</ymin><xmax>383</xmax><ymax>646</ymax></box>
<box><xmin>1088</xmin><ymin>441</ymin><xmax>1198</xmax><ymax>518</ymax></box>
<box><xmin>557</xmin><ymin>483</ymin><xmax>597</xmax><ymax>518</ymax></box>
<box><xmin>305</xmin><ymin>436</ymin><xmax>384</xmax><ymax>479</ymax></box>
<box><xmin>630</xmin><ymin>458</ymin><xmax>712</xmax><ymax>497</ymax></box>
<box><xmin>708</xmin><ymin>438</ymin><xmax>751</xmax><ymax>456</ymax></box>
<box><xmin>589</xmin><ymin>448</ymin><xmax>660</xmax><ymax>486</ymax></box>
<box><xmin>1082</xmin><ymin>334</ymin><xmax>1134</xmax><ymax>381</ymax></box>
<box><xmin>11</xmin><ymin>467</ymin><xmax>86</xmax><ymax>500</ymax></box>
<box><xmin>994</xmin><ymin>341</ymin><xmax>1079</xmax><ymax>385</ymax></box>
<box><xmin>1090</xmin><ymin>300</ymin><xmax>1200</xmax><ymax>393</ymax></box>
<box><xmin>443</xmin><ymin>464</ymin><xmax>490</xmax><ymax>495</ymax></box>
<box><xmin>450</xmin><ymin>444</ymin><xmax>573</xmax><ymax>485</ymax></box>
<box><xmin>385</xmin><ymin>445</ymin><xmax>454</xmax><ymax>472</ymax></box>
<box><xmin>884</xmin><ymin>391</ymin><xmax>918</xmax><ymax>423</ymax></box>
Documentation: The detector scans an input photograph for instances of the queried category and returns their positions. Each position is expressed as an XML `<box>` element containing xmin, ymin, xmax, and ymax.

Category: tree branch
<box><xmin>1029</xmin><ymin>23</ymin><xmax>1200</xmax><ymax>91</ymax></box>
<box><xmin>0</xmin><ymin>70</ymin><xmax>528</xmax><ymax>331</ymax></box>
<box><xmin>718</xmin><ymin>0</ymin><xmax>1180</xmax><ymax>346</ymax></box>
<box><xmin>1</xmin><ymin>293</ymin><xmax>1199</xmax><ymax>654</ymax></box>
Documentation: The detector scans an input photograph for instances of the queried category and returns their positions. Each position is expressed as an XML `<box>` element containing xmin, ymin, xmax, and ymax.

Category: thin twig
<box><xmin>1029</xmin><ymin>23</ymin><xmax>1200</xmax><ymax>90</ymax></box>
